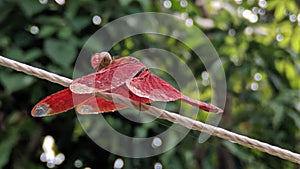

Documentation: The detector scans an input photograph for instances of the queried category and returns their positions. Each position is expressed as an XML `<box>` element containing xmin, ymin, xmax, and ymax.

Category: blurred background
<box><xmin>0</xmin><ymin>0</ymin><xmax>299</xmax><ymax>168</ymax></box>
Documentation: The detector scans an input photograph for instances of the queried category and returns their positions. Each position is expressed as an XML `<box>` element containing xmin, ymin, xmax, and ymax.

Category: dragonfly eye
<box><xmin>91</xmin><ymin>52</ymin><xmax>112</xmax><ymax>71</ymax></box>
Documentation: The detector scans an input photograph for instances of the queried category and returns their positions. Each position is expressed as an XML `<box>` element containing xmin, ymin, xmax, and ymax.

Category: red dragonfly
<box><xmin>31</xmin><ymin>52</ymin><xmax>223</xmax><ymax>117</ymax></box>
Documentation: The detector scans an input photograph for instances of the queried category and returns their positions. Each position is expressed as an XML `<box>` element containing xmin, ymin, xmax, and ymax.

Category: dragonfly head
<box><xmin>91</xmin><ymin>52</ymin><xmax>113</xmax><ymax>71</ymax></box>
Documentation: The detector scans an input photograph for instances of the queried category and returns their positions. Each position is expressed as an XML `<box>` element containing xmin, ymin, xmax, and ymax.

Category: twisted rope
<box><xmin>0</xmin><ymin>56</ymin><xmax>72</xmax><ymax>87</ymax></box>
<box><xmin>0</xmin><ymin>55</ymin><xmax>300</xmax><ymax>164</ymax></box>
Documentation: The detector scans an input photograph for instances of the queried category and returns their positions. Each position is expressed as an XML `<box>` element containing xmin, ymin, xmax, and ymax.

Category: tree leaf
<box><xmin>270</xmin><ymin>103</ymin><xmax>284</xmax><ymax>128</ymax></box>
<box><xmin>38</xmin><ymin>26</ymin><xmax>57</xmax><ymax>38</ymax></box>
<box><xmin>24</xmin><ymin>48</ymin><xmax>42</xmax><ymax>62</ymax></box>
<box><xmin>118</xmin><ymin>0</ymin><xmax>132</xmax><ymax>7</ymax></box>
<box><xmin>274</xmin><ymin>3</ymin><xmax>285</xmax><ymax>21</ymax></box>
<box><xmin>0</xmin><ymin>73</ymin><xmax>36</xmax><ymax>94</ymax></box>
<box><xmin>44</xmin><ymin>38</ymin><xmax>77</xmax><ymax>67</ymax></box>
<box><xmin>0</xmin><ymin>129</ymin><xmax>19</xmax><ymax>168</ymax></box>
<box><xmin>69</xmin><ymin>16</ymin><xmax>91</xmax><ymax>32</ymax></box>
<box><xmin>287</xmin><ymin>111</ymin><xmax>300</xmax><ymax>129</ymax></box>
<box><xmin>13</xmin><ymin>0</ymin><xmax>46</xmax><ymax>17</ymax></box>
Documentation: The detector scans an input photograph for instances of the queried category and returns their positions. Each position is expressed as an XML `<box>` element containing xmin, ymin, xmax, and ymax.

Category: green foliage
<box><xmin>0</xmin><ymin>0</ymin><xmax>299</xmax><ymax>168</ymax></box>
<box><xmin>44</xmin><ymin>38</ymin><xmax>77</xmax><ymax>67</ymax></box>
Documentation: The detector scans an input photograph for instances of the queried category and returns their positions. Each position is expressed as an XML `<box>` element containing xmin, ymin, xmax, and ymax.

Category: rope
<box><xmin>0</xmin><ymin>55</ymin><xmax>300</xmax><ymax>164</ymax></box>
<box><xmin>0</xmin><ymin>56</ymin><xmax>72</xmax><ymax>87</ymax></box>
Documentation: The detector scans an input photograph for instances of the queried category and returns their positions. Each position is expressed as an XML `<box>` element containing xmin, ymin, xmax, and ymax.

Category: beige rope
<box><xmin>0</xmin><ymin>56</ymin><xmax>72</xmax><ymax>87</ymax></box>
<box><xmin>0</xmin><ymin>55</ymin><xmax>300</xmax><ymax>164</ymax></box>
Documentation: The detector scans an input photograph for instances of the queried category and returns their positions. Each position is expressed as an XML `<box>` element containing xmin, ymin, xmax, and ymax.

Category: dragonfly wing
<box><xmin>113</xmin><ymin>85</ymin><xmax>151</xmax><ymax>103</ymax></box>
<box><xmin>76</xmin><ymin>97</ymin><xmax>127</xmax><ymax>114</ymax></box>
<box><xmin>31</xmin><ymin>88</ymin><xmax>92</xmax><ymax>117</ymax></box>
<box><xmin>127</xmin><ymin>70</ymin><xmax>223</xmax><ymax>113</ymax></box>
<box><xmin>70</xmin><ymin>57</ymin><xmax>146</xmax><ymax>94</ymax></box>
<box><xmin>75</xmin><ymin>85</ymin><xmax>150</xmax><ymax>114</ymax></box>
<box><xmin>127</xmin><ymin>70</ymin><xmax>182</xmax><ymax>102</ymax></box>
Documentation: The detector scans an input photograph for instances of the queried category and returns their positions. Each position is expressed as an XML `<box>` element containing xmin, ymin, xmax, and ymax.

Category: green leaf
<box><xmin>4</xmin><ymin>47</ymin><xmax>41</xmax><ymax>63</ymax></box>
<box><xmin>267</xmin><ymin>1</ymin><xmax>279</xmax><ymax>9</ymax></box>
<box><xmin>24</xmin><ymin>48</ymin><xmax>42</xmax><ymax>62</ymax></box>
<box><xmin>0</xmin><ymin>4</ymin><xmax>13</xmax><ymax>23</ymax></box>
<box><xmin>0</xmin><ymin>36</ymin><xmax>10</xmax><ymax>48</ymax></box>
<box><xmin>136</xmin><ymin>0</ymin><xmax>150</xmax><ymax>11</ymax></box>
<box><xmin>118</xmin><ymin>0</ymin><xmax>132</xmax><ymax>7</ymax></box>
<box><xmin>274</xmin><ymin>3</ymin><xmax>285</xmax><ymax>21</ymax></box>
<box><xmin>58</xmin><ymin>27</ymin><xmax>73</xmax><ymax>39</ymax></box>
<box><xmin>69</xmin><ymin>16</ymin><xmax>91</xmax><ymax>32</ymax></box>
<box><xmin>287</xmin><ymin>111</ymin><xmax>300</xmax><ymax>129</ymax></box>
<box><xmin>270</xmin><ymin>103</ymin><xmax>284</xmax><ymax>128</ymax></box>
<box><xmin>4</xmin><ymin>47</ymin><xmax>24</xmax><ymax>62</ymax></box>
<box><xmin>285</xmin><ymin>1</ymin><xmax>297</xmax><ymax>14</ymax></box>
<box><xmin>0</xmin><ymin>130</ymin><xmax>19</xmax><ymax>168</ymax></box>
<box><xmin>13</xmin><ymin>32</ymin><xmax>34</xmax><ymax>47</ymax></box>
<box><xmin>65</xmin><ymin>0</ymin><xmax>80</xmax><ymax>19</ymax></box>
<box><xmin>291</xmin><ymin>27</ymin><xmax>300</xmax><ymax>53</ymax></box>
<box><xmin>0</xmin><ymin>73</ymin><xmax>36</xmax><ymax>94</ymax></box>
<box><xmin>44</xmin><ymin>38</ymin><xmax>77</xmax><ymax>67</ymax></box>
<box><xmin>14</xmin><ymin>0</ymin><xmax>46</xmax><ymax>17</ymax></box>
<box><xmin>35</xmin><ymin>16</ymin><xmax>66</xmax><ymax>26</ymax></box>
<box><xmin>38</xmin><ymin>26</ymin><xmax>57</xmax><ymax>38</ymax></box>
<box><xmin>223</xmin><ymin>141</ymin><xmax>254</xmax><ymax>162</ymax></box>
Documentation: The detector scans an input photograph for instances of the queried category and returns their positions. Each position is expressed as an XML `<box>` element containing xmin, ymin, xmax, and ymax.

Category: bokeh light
<box><xmin>228</xmin><ymin>29</ymin><xmax>236</xmax><ymax>36</ymax></box>
<box><xmin>185</xmin><ymin>18</ymin><xmax>193</xmax><ymax>27</ymax></box>
<box><xmin>74</xmin><ymin>159</ymin><xmax>83</xmax><ymax>168</ymax></box>
<box><xmin>258</xmin><ymin>0</ymin><xmax>267</xmax><ymax>8</ymax></box>
<box><xmin>30</xmin><ymin>25</ymin><xmax>39</xmax><ymax>35</ymax></box>
<box><xmin>39</xmin><ymin>0</ymin><xmax>48</xmax><ymax>4</ymax></box>
<box><xmin>276</xmin><ymin>34</ymin><xmax>283</xmax><ymax>42</ymax></box>
<box><xmin>152</xmin><ymin>137</ymin><xmax>163</xmax><ymax>148</ymax></box>
<box><xmin>163</xmin><ymin>0</ymin><xmax>172</xmax><ymax>9</ymax></box>
<box><xmin>180</xmin><ymin>0</ymin><xmax>188</xmax><ymax>7</ymax></box>
<box><xmin>201</xmin><ymin>71</ymin><xmax>209</xmax><ymax>80</ymax></box>
<box><xmin>40</xmin><ymin>135</ymin><xmax>65</xmax><ymax>168</ymax></box>
<box><xmin>54</xmin><ymin>0</ymin><xmax>65</xmax><ymax>5</ymax></box>
<box><xmin>289</xmin><ymin>14</ymin><xmax>297</xmax><ymax>22</ymax></box>
<box><xmin>201</xmin><ymin>71</ymin><xmax>210</xmax><ymax>86</ymax></box>
<box><xmin>252</xmin><ymin>7</ymin><xmax>259</xmax><ymax>14</ymax></box>
<box><xmin>242</xmin><ymin>9</ymin><xmax>258</xmax><ymax>23</ymax></box>
<box><xmin>92</xmin><ymin>15</ymin><xmax>102</xmax><ymax>25</ymax></box>
<box><xmin>154</xmin><ymin>162</ymin><xmax>163</xmax><ymax>169</ymax></box>
<box><xmin>251</xmin><ymin>82</ymin><xmax>259</xmax><ymax>91</ymax></box>
<box><xmin>244</xmin><ymin>27</ymin><xmax>254</xmax><ymax>35</ymax></box>
<box><xmin>114</xmin><ymin>158</ymin><xmax>124</xmax><ymax>169</ymax></box>
<box><xmin>258</xmin><ymin>8</ymin><xmax>265</xmax><ymax>15</ymax></box>
<box><xmin>254</xmin><ymin>73</ymin><xmax>262</xmax><ymax>81</ymax></box>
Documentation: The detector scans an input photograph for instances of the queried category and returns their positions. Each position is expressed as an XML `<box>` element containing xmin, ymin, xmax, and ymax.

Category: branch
<box><xmin>0</xmin><ymin>55</ymin><xmax>300</xmax><ymax>164</ymax></box>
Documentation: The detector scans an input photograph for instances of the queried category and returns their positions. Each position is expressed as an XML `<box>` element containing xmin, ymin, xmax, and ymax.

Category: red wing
<box><xmin>70</xmin><ymin>57</ymin><xmax>146</xmax><ymax>94</ymax></box>
<box><xmin>126</xmin><ymin>70</ymin><xmax>182</xmax><ymax>102</ymax></box>
<box><xmin>76</xmin><ymin>97</ymin><xmax>127</xmax><ymax>114</ymax></box>
<box><xmin>75</xmin><ymin>85</ymin><xmax>151</xmax><ymax>114</ymax></box>
<box><xmin>113</xmin><ymin>85</ymin><xmax>151</xmax><ymax>103</ymax></box>
<box><xmin>31</xmin><ymin>88</ymin><xmax>92</xmax><ymax>117</ymax></box>
<box><xmin>127</xmin><ymin>70</ymin><xmax>223</xmax><ymax>113</ymax></box>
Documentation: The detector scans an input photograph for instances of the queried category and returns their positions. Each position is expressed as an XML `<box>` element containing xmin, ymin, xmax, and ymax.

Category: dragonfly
<box><xmin>31</xmin><ymin>52</ymin><xmax>223</xmax><ymax>117</ymax></box>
